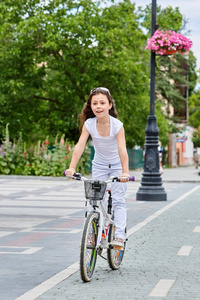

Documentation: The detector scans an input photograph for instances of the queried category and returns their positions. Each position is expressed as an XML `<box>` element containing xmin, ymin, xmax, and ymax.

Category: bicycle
<box><xmin>64</xmin><ymin>172</ymin><xmax>135</xmax><ymax>282</ymax></box>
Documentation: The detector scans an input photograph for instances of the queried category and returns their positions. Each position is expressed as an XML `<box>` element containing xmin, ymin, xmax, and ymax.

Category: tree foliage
<box><xmin>192</xmin><ymin>126</ymin><xmax>200</xmax><ymax>148</ymax></box>
<box><xmin>138</xmin><ymin>4</ymin><xmax>184</xmax><ymax>33</ymax></box>
<box><xmin>0</xmin><ymin>0</ymin><xmax>150</xmax><ymax>147</ymax></box>
<box><xmin>189</xmin><ymin>90</ymin><xmax>200</xmax><ymax>128</ymax></box>
<box><xmin>138</xmin><ymin>4</ymin><xmax>197</xmax><ymax>144</ymax></box>
<box><xmin>0</xmin><ymin>0</ymin><xmax>198</xmax><ymax>150</ymax></box>
<box><xmin>156</xmin><ymin>52</ymin><xmax>197</xmax><ymax>120</ymax></box>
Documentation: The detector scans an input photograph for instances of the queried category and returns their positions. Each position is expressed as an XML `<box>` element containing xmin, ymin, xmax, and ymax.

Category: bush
<box><xmin>0</xmin><ymin>124</ymin><xmax>28</xmax><ymax>175</ymax></box>
<box><xmin>192</xmin><ymin>127</ymin><xmax>200</xmax><ymax>148</ymax></box>
<box><xmin>0</xmin><ymin>126</ymin><xmax>90</xmax><ymax>176</ymax></box>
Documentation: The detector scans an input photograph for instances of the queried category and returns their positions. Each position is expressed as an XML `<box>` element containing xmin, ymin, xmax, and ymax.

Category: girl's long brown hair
<box><xmin>79</xmin><ymin>89</ymin><xmax>118</xmax><ymax>130</ymax></box>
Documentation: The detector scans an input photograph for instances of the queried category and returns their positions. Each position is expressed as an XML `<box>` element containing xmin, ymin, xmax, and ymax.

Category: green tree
<box><xmin>189</xmin><ymin>90</ymin><xmax>200</xmax><ymax>128</ymax></box>
<box><xmin>0</xmin><ymin>0</ymin><xmax>149</xmax><ymax>147</ymax></box>
<box><xmin>138</xmin><ymin>4</ymin><xmax>197</xmax><ymax>146</ymax></box>
<box><xmin>0</xmin><ymin>0</ymin><xmax>198</xmax><ymax>150</ymax></box>
<box><xmin>192</xmin><ymin>126</ymin><xmax>200</xmax><ymax>148</ymax></box>
<box><xmin>138</xmin><ymin>4</ymin><xmax>184</xmax><ymax>32</ymax></box>
<box><xmin>156</xmin><ymin>52</ymin><xmax>197</xmax><ymax>122</ymax></box>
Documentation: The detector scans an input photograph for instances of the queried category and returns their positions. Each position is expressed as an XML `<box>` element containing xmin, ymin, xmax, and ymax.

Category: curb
<box><xmin>0</xmin><ymin>175</ymin><xmax>199</xmax><ymax>183</ymax></box>
<box><xmin>0</xmin><ymin>175</ymin><xmax>67</xmax><ymax>181</ymax></box>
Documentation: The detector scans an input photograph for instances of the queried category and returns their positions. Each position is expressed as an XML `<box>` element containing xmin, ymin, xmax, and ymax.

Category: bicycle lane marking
<box><xmin>14</xmin><ymin>262</ymin><xmax>80</xmax><ymax>300</ymax></box>
<box><xmin>127</xmin><ymin>185</ymin><xmax>200</xmax><ymax>237</ymax></box>
<box><xmin>15</xmin><ymin>185</ymin><xmax>200</xmax><ymax>300</ymax></box>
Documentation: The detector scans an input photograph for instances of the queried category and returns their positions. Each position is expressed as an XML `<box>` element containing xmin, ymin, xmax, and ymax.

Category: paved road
<box><xmin>0</xmin><ymin>167</ymin><xmax>199</xmax><ymax>299</ymax></box>
<box><xmin>37</xmin><ymin>185</ymin><xmax>200</xmax><ymax>300</ymax></box>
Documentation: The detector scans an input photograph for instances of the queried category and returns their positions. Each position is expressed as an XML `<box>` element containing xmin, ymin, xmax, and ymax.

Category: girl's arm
<box><xmin>117</xmin><ymin>126</ymin><xmax>129</xmax><ymax>182</ymax></box>
<box><xmin>65</xmin><ymin>124</ymin><xmax>89</xmax><ymax>175</ymax></box>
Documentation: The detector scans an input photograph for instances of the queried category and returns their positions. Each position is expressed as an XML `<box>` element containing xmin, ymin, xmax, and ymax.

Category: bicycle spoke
<box><xmin>107</xmin><ymin>224</ymin><xmax>126</xmax><ymax>270</ymax></box>
<box><xmin>80</xmin><ymin>213</ymin><xmax>98</xmax><ymax>282</ymax></box>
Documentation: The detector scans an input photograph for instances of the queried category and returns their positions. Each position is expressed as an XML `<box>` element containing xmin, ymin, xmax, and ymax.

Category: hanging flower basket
<box><xmin>145</xmin><ymin>30</ymin><xmax>192</xmax><ymax>56</ymax></box>
<box><xmin>163</xmin><ymin>49</ymin><xmax>177</xmax><ymax>55</ymax></box>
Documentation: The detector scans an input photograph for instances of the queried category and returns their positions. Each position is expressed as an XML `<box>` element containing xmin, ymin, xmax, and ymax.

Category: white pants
<box><xmin>92</xmin><ymin>160</ymin><xmax>127</xmax><ymax>239</ymax></box>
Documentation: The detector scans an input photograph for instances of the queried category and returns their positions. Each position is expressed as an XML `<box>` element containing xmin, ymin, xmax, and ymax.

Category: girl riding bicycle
<box><xmin>64</xmin><ymin>87</ymin><xmax>129</xmax><ymax>248</ymax></box>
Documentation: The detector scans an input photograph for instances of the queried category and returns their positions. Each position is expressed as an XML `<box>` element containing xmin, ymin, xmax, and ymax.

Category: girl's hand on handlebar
<box><xmin>64</xmin><ymin>168</ymin><xmax>75</xmax><ymax>176</ymax></box>
<box><xmin>120</xmin><ymin>173</ymin><xmax>130</xmax><ymax>182</ymax></box>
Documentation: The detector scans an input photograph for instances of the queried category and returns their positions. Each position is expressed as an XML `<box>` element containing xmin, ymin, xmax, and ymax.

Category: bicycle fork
<box><xmin>93</xmin><ymin>204</ymin><xmax>114</xmax><ymax>250</ymax></box>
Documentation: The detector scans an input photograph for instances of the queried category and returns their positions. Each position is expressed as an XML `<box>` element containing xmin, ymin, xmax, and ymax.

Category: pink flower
<box><xmin>60</xmin><ymin>134</ymin><xmax>65</xmax><ymax>145</ymax></box>
<box><xmin>44</xmin><ymin>136</ymin><xmax>49</xmax><ymax>145</ymax></box>
<box><xmin>145</xmin><ymin>30</ymin><xmax>192</xmax><ymax>55</ymax></box>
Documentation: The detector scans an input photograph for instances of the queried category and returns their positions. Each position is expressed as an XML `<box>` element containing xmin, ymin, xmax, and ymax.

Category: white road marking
<box><xmin>0</xmin><ymin>217</ymin><xmax>53</xmax><ymax>228</ymax></box>
<box><xmin>15</xmin><ymin>185</ymin><xmax>200</xmax><ymax>300</ymax></box>
<box><xmin>21</xmin><ymin>227</ymin><xmax>82</xmax><ymax>234</ymax></box>
<box><xmin>193</xmin><ymin>226</ymin><xmax>200</xmax><ymax>232</ymax></box>
<box><xmin>0</xmin><ymin>246</ymin><xmax>43</xmax><ymax>255</ymax></box>
<box><xmin>149</xmin><ymin>279</ymin><xmax>175</xmax><ymax>297</ymax></box>
<box><xmin>0</xmin><ymin>231</ymin><xmax>14</xmax><ymax>237</ymax></box>
<box><xmin>14</xmin><ymin>262</ymin><xmax>79</xmax><ymax>300</ymax></box>
<box><xmin>127</xmin><ymin>185</ymin><xmax>200</xmax><ymax>237</ymax></box>
<box><xmin>69</xmin><ymin>229</ymin><xmax>82</xmax><ymax>233</ymax></box>
<box><xmin>2</xmin><ymin>199</ymin><xmax>85</xmax><ymax>208</ymax></box>
<box><xmin>177</xmin><ymin>246</ymin><xmax>193</xmax><ymax>256</ymax></box>
<box><xmin>0</xmin><ymin>207</ymin><xmax>82</xmax><ymax>216</ymax></box>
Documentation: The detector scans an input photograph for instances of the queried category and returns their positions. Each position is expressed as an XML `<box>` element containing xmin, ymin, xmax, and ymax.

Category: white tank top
<box><xmin>85</xmin><ymin>115</ymin><xmax>123</xmax><ymax>164</ymax></box>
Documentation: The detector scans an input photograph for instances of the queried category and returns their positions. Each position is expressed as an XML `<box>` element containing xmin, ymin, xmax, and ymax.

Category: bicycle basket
<box><xmin>84</xmin><ymin>180</ymin><xmax>107</xmax><ymax>200</ymax></box>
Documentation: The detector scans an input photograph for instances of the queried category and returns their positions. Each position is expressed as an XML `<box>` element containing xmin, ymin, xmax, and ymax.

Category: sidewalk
<box><xmin>29</xmin><ymin>181</ymin><xmax>200</xmax><ymax>300</ymax></box>
<box><xmin>0</xmin><ymin>166</ymin><xmax>199</xmax><ymax>183</ymax></box>
<box><xmin>0</xmin><ymin>168</ymin><xmax>199</xmax><ymax>299</ymax></box>
<box><xmin>130</xmin><ymin>165</ymin><xmax>200</xmax><ymax>183</ymax></box>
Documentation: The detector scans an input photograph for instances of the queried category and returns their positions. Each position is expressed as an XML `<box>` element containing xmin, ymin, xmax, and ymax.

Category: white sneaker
<box><xmin>111</xmin><ymin>237</ymin><xmax>124</xmax><ymax>248</ymax></box>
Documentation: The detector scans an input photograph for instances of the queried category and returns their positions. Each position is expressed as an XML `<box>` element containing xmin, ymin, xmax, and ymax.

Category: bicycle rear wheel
<box><xmin>80</xmin><ymin>213</ymin><xmax>98</xmax><ymax>282</ymax></box>
<box><xmin>107</xmin><ymin>223</ymin><xmax>126</xmax><ymax>270</ymax></box>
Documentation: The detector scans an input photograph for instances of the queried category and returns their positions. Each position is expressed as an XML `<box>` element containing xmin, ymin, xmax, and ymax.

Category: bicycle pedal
<box><xmin>97</xmin><ymin>247</ymin><xmax>103</xmax><ymax>255</ymax></box>
<box><xmin>109</xmin><ymin>244</ymin><xmax>124</xmax><ymax>250</ymax></box>
<box><xmin>114</xmin><ymin>246</ymin><xmax>122</xmax><ymax>250</ymax></box>
<box><xmin>108</xmin><ymin>244</ymin><xmax>114</xmax><ymax>249</ymax></box>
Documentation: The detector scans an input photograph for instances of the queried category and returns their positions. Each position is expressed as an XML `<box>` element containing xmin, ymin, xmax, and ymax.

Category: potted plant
<box><xmin>145</xmin><ymin>30</ymin><xmax>192</xmax><ymax>55</ymax></box>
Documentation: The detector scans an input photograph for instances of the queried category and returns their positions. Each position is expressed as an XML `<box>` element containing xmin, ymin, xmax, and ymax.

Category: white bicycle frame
<box><xmin>65</xmin><ymin>174</ymin><xmax>134</xmax><ymax>249</ymax></box>
<box><xmin>66</xmin><ymin>174</ymin><xmax>115</xmax><ymax>249</ymax></box>
<box><xmin>89</xmin><ymin>198</ymin><xmax>115</xmax><ymax>249</ymax></box>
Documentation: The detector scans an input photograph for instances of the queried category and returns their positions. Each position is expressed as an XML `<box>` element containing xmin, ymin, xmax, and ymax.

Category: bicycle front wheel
<box><xmin>80</xmin><ymin>213</ymin><xmax>98</xmax><ymax>282</ymax></box>
<box><xmin>107</xmin><ymin>223</ymin><xmax>126</xmax><ymax>270</ymax></box>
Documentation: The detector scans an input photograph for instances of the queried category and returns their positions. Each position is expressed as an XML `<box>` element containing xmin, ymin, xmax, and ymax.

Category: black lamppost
<box><xmin>136</xmin><ymin>0</ymin><xmax>167</xmax><ymax>201</ymax></box>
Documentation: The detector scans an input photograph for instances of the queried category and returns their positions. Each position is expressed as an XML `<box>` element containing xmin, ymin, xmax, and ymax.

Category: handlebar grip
<box><xmin>112</xmin><ymin>176</ymin><xmax>135</xmax><ymax>182</ymax></box>
<box><xmin>63</xmin><ymin>171</ymin><xmax>82</xmax><ymax>180</ymax></box>
<box><xmin>63</xmin><ymin>171</ymin><xmax>77</xmax><ymax>176</ymax></box>
<box><xmin>129</xmin><ymin>176</ymin><xmax>135</xmax><ymax>181</ymax></box>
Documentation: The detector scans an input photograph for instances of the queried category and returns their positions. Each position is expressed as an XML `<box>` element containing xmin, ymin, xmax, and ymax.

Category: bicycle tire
<box><xmin>107</xmin><ymin>223</ymin><xmax>126</xmax><ymax>270</ymax></box>
<box><xmin>80</xmin><ymin>213</ymin><xmax>98</xmax><ymax>282</ymax></box>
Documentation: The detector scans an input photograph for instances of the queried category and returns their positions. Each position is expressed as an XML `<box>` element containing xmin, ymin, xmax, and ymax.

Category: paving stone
<box><xmin>0</xmin><ymin>169</ymin><xmax>199</xmax><ymax>299</ymax></box>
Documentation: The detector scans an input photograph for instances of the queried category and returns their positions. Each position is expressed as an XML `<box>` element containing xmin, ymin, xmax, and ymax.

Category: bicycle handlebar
<box><xmin>128</xmin><ymin>176</ymin><xmax>135</xmax><ymax>182</ymax></box>
<box><xmin>63</xmin><ymin>171</ymin><xmax>135</xmax><ymax>182</ymax></box>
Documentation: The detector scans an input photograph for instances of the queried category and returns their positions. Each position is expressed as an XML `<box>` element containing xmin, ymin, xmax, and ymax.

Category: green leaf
<box><xmin>4</xmin><ymin>168</ymin><xmax>10</xmax><ymax>174</ymax></box>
